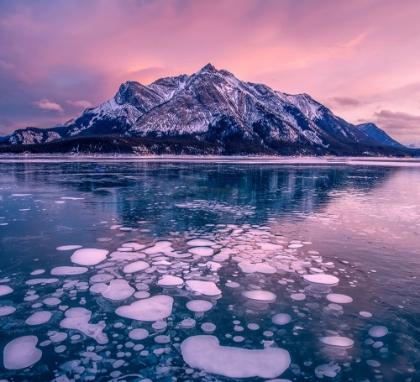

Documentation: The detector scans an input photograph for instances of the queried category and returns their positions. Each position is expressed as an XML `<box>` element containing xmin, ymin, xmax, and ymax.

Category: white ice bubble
<box><xmin>290</xmin><ymin>293</ymin><xmax>306</xmax><ymax>301</ymax></box>
<box><xmin>116</xmin><ymin>295</ymin><xmax>174</xmax><ymax>321</ymax></box>
<box><xmin>359</xmin><ymin>311</ymin><xmax>373</xmax><ymax>318</ymax></box>
<box><xmin>0</xmin><ymin>285</ymin><xmax>13</xmax><ymax>297</ymax></box>
<box><xmin>319</xmin><ymin>336</ymin><xmax>354</xmax><ymax>347</ymax></box>
<box><xmin>123</xmin><ymin>261</ymin><xmax>150</xmax><ymax>274</ymax></box>
<box><xmin>186</xmin><ymin>300</ymin><xmax>213</xmax><ymax>313</ymax></box>
<box><xmin>51</xmin><ymin>266</ymin><xmax>88</xmax><ymax>276</ymax></box>
<box><xmin>241</xmin><ymin>290</ymin><xmax>276</xmax><ymax>302</ymax></box>
<box><xmin>201</xmin><ymin>322</ymin><xmax>216</xmax><ymax>333</ymax></box>
<box><xmin>247</xmin><ymin>323</ymin><xmax>260</xmax><ymax>330</ymax></box>
<box><xmin>26</xmin><ymin>311</ymin><xmax>52</xmax><ymax>326</ymax></box>
<box><xmin>57</xmin><ymin>245</ymin><xmax>82</xmax><ymax>251</ymax></box>
<box><xmin>30</xmin><ymin>269</ymin><xmax>45</xmax><ymax>276</ymax></box>
<box><xmin>326</xmin><ymin>294</ymin><xmax>353</xmax><ymax>304</ymax></box>
<box><xmin>157</xmin><ymin>275</ymin><xmax>184</xmax><ymax>287</ymax></box>
<box><xmin>367</xmin><ymin>360</ymin><xmax>381</xmax><ymax>367</ymax></box>
<box><xmin>101</xmin><ymin>280</ymin><xmax>134</xmax><ymax>301</ymax></box>
<box><xmin>303</xmin><ymin>274</ymin><xmax>339</xmax><ymax>286</ymax></box>
<box><xmin>44</xmin><ymin>297</ymin><xmax>61</xmax><ymax>306</ymax></box>
<box><xmin>187</xmin><ymin>239</ymin><xmax>215</xmax><ymax>247</ymax></box>
<box><xmin>71</xmin><ymin>248</ymin><xmax>108</xmax><ymax>266</ymax></box>
<box><xmin>3</xmin><ymin>336</ymin><xmax>42</xmax><ymax>370</ymax></box>
<box><xmin>257</xmin><ymin>242</ymin><xmax>283</xmax><ymax>251</ymax></box>
<box><xmin>188</xmin><ymin>247</ymin><xmax>214</xmax><ymax>257</ymax></box>
<box><xmin>0</xmin><ymin>306</ymin><xmax>16</xmax><ymax>317</ymax></box>
<box><xmin>60</xmin><ymin>307</ymin><xmax>108</xmax><ymax>344</ymax></box>
<box><xmin>89</xmin><ymin>274</ymin><xmax>114</xmax><ymax>283</ymax></box>
<box><xmin>225</xmin><ymin>281</ymin><xmax>240</xmax><ymax>288</ymax></box>
<box><xmin>181</xmin><ymin>335</ymin><xmax>290</xmax><ymax>378</ymax></box>
<box><xmin>128</xmin><ymin>328</ymin><xmax>149</xmax><ymax>340</ymax></box>
<box><xmin>186</xmin><ymin>280</ymin><xmax>221</xmax><ymax>296</ymax></box>
<box><xmin>288</xmin><ymin>243</ymin><xmax>303</xmax><ymax>249</ymax></box>
<box><xmin>272</xmin><ymin>313</ymin><xmax>292</xmax><ymax>325</ymax></box>
<box><xmin>26</xmin><ymin>278</ymin><xmax>59</xmax><ymax>285</ymax></box>
<box><xmin>180</xmin><ymin>318</ymin><xmax>196</xmax><ymax>329</ymax></box>
<box><xmin>238</xmin><ymin>262</ymin><xmax>276</xmax><ymax>274</ymax></box>
<box><xmin>368</xmin><ymin>326</ymin><xmax>388</xmax><ymax>338</ymax></box>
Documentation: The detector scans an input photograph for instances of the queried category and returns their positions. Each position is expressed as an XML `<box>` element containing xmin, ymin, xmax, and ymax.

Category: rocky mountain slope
<box><xmin>1</xmin><ymin>64</ymin><xmax>409</xmax><ymax>155</ymax></box>
<box><xmin>357</xmin><ymin>123</ymin><xmax>405</xmax><ymax>148</ymax></box>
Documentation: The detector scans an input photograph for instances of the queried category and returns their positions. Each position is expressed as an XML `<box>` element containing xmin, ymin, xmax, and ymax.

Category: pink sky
<box><xmin>0</xmin><ymin>0</ymin><xmax>419</xmax><ymax>144</ymax></box>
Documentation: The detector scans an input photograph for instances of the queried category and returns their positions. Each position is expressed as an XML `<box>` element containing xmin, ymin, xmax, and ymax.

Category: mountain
<box><xmin>356</xmin><ymin>123</ymin><xmax>405</xmax><ymax>148</ymax></box>
<box><xmin>1</xmin><ymin>64</ymin><xmax>409</xmax><ymax>156</ymax></box>
<box><xmin>407</xmin><ymin>143</ymin><xmax>420</xmax><ymax>149</ymax></box>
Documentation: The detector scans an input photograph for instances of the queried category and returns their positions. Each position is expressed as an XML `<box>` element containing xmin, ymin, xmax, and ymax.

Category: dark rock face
<box><xmin>3</xmin><ymin>64</ymin><xmax>407</xmax><ymax>155</ymax></box>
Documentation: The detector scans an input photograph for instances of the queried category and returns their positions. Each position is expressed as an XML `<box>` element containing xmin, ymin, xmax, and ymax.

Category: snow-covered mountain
<box><xmin>3</xmin><ymin>64</ymin><xmax>406</xmax><ymax>154</ymax></box>
<box><xmin>407</xmin><ymin>143</ymin><xmax>420</xmax><ymax>149</ymax></box>
<box><xmin>356</xmin><ymin>123</ymin><xmax>404</xmax><ymax>148</ymax></box>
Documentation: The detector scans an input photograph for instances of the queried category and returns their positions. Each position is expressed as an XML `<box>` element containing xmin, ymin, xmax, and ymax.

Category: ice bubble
<box><xmin>44</xmin><ymin>297</ymin><xmax>61</xmax><ymax>306</ymax></box>
<box><xmin>241</xmin><ymin>290</ymin><xmax>276</xmax><ymax>302</ymax></box>
<box><xmin>26</xmin><ymin>278</ymin><xmax>59</xmax><ymax>285</ymax></box>
<box><xmin>225</xmin><ymin>281</ymin><xmax>240</xmax><ymax>288</ymax></box>
<box><xmin>315</xmin><ymin>363</ymin><xmax>341</xmax><ymax>378</ymax></box>
<box><xmin>272</xmin><ymin>313</ymin><xmax>292</xmax><ymax>325</ymax></box>
<box><xmin>326</xmin><ymin>294</ymin><xmax>353</xmax><ymax>304</ymax></box>
<box><xmin>186</xmin><ymin>280</ymin><xmax>221</xmax><ymax>296</ymax></box>
<box><xmin>71</xmin><ymin>248</ymin><xmax>108</xmax><ymax>266</ymax></box>
<box><xmin>57</xmin><ymin>245</ymin><xmax>82</xmax><ymax>251</ymax></box>
<box><xmin>359</xmin><ymin>311</ymin><xmax>373</xmax><ymax>318</ymax></box>
<box><xmin>0</xmin><ymin>306</ymin><xmax>16</xmax><ymax>316</ymax></box>
<box><xmin>290</xmin><ymin>293</ymin><xmax>306</xmax><ymax>301</ymax></box>
<box><xmin>123</xmin><ymin>261</ymin><xmax>150</xmax><ymax>274</ymax></box>
<box><xmin>319</xmin><ymin>336</ymin><xmax>354</xmax><ymax>348</ymax></box>
<box><xmin>30</xmin><ymin>269</ymin><xmax>45</xmax><ymax>276</ymax></box>
<box><xmin>303</xmin><ymin>274</ymin><xmax>339</xmax><ymax>286</ymax></box>
<box><xmin>257</xmin><ymin>242</ymin><xmax>283</xmax><ymax>251</ymax></box>
<box><xmin>157</xmin><ymin>275</ymin><xmax>184</xmax><ymax>287</ymax></box>
<box><xmin>152</xmin><ymin>320</ymin><xmax>167</xmax><ymax>330</ymax></box>
<box><xmin>0</xmin><ymin>285</ymin><xmax>13</xmax><ymax>297</ymax></box>
<box><xmin>155</xmin><ymin>335</ymin><xmax>171</xmax><ymax>343</ymax></box>
<box><xmin>116</xmin><ymin>295</ymin><xmax>174</xmax><ymax>321</ymax></box>
<box><xmin>187</xmin><ymin>239</ymin><xmax>215</xmax><ymax>246</ymax></box>
<box><xmin>90</xmin><ymin>283</ymin><xmax>108</xmax><ymax>294</ymax></box>
<box><xmin>50</xmin><ymin>332</ymin><xmax>67</xmax><ymax>343</ymax></box>
<box><xmin>201</xmin><ymin>322</ymin><xmax>216</xmax><ymax>333</ymax></box>
<box><xmin>186</xmin><ymin>300</ymin><xmax>213</xmax><ymax>313</ymax></box>
<box><xmin>89</xmin><ymin>273</ymin><xmax>114</xmax><ymax>283</ymax></box>
<box><xmin>181</xmin><ymin>335</ymin><xmax>290</xmax><ymax>378</ymax></box>
<box><xmin>3</xmin><ymin>336</ymin><xmax>42</xmax><ymax>370</ymax></box>
<box><xmin>288</xmin><ymin>244</ymin><xmax>303</xmax><ymax>249</ymax></box>
<box><xmin>60</xmin><ymin>307</ymin><xmax>108</xmax><ymax>344</ymax></box>
<box><xmin>26</xmin><ymin>311</ymin><xmax>52</xmax><ymax>326</ymax></box>
<box><xmin>188</xmin><ymin>247</ymin><xmax>214</xmax><ymax>257</ymax></box>
<box><xmin>367</xmin><ymin>359</ymin><xmax>381</xmax><ymax>367</ymax></box>
<box><xmin>128</xmin><ymin>328</ymin><xmax>149</xmax><ymax>340</ymax></box>
<box><xmin>238</xmin><ymin>262</ymin><xmax>276</xmax><ymax>274</ymax></box>
<box><xmin>368</xmin><ymin>326</ymin><xmax>388</xmax><ymax>338</ymax></box>
<box><xmin>102</xmin><ymin>280</ymin><xmax>134</xmax><ymax>301</ymax></box>
<box><xmin>51</xmin><ymin>266</ymin><xmax>88</xmax><ymax>276</ymax></box>
<box><xmin>134</xmin><ymin>291</ymin><xmax>150</xmax><ymax>299</ymax></box>
<box><xmin>180</xmin><ymin>318</ymin><xmax>196</xmax><ymax>329</ymax></box>
<box><xmin>122</xmin><ymin>242</ymin><xmax>146</xmax><ymax>251</ymax></box>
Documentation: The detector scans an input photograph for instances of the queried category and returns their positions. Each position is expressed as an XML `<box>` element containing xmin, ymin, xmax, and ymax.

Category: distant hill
<box><xmin>0</xmin><ymin>64</ymin><xmax>410</xmax><ymax>156</ymax></box>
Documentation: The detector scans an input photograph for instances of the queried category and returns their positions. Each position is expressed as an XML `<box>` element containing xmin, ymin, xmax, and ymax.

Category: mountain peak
<box><xmin>198</xmin><ymin>63</ymin><xmax>218</xmax><ymax>73</ymax></box>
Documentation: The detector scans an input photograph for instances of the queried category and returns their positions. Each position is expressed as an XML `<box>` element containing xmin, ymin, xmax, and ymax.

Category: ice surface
<box><xmin>319</xmin><ymin>336</ymin><xmax>355</xmax><ymax>347</ymax></box>
<box><xmin>123</xmin><ymin>261</ymin><xmax>150</xmax><ymax>274</ymax></box>
<box><xmin>116</xmin><ymin>295</ymin><xmax>174</xmax><ymax>321</ymax></box>
<box><xmin>157</xmin><ymin>275</ymin><xmax>184</xmax><ymax>287</ymax></box>
<box><xmin>368</xmin><ymin>326</ymin><xmax>388</xmax><ymax>338</ymax></box>
<box><xmin>303</xmin><ymin>274</ymin><xmax>339</xmax><ymax>286</ymax></box>
<box><xmin>60</xmin><ymin>307</ymin><xmax>108</xmax><ymax>344</ymax></box>
<box><xmin>186</xmin><ymin>300</ymin><xmax>213</xmax><ymax>312</ymax></box>
<box><xmin>187</xmin><ymin>239</ymin><xmax>215</xmax><ymax>246</ymax></box>
<box><xmin>0</xmin><ymin>285</ymin><xmax>13</xmax><ymax>297</ymax></box>
<box><xmin>101</xmin><ymin>279</ymin><xmax>134</xmax><ymax>300</ymax></box>
<box><xmin>51</xmin><ymin>266</ymin><xmax>88</xmax><ymax>276</ymax></box>
<box><xmin>186</xmin><ymin>280</ymin><xmax>221</xmax><ymax>296</ymax></box>
<box><xmin>70</xmin><ymin>248</ymin><xmax>108</xmax><ymax>266</ymax></box>
<box><xmin>326</xmin><ymin>294</ymin><xmax>353</xmax><ymax>304</ymax></box>
<box><xmin>272</xmin><ymin>313</ymin><xmax>292</xmax><ymax>325</ymax></box>
<box><xmin>181</xmin><ymin>335</ymin><xmax>290</xmax><ymax>378</ymax></box>
<box><xmin>26</xmin><ymin>311</ymin><xmax>52</xmax><ymax>326</ymax></box>
<box><xmin>238</xmin><ymin>261</ymin><xmax>276</xmax><ymax>274</ymax></box>
<box><xmin>242</xmin><ymin>290</ymin><xmax>276</xmax><ymax>302</ymax></box>
<box><xmin>3</xmin><ymin>335</ymin><xmax>42</xmax><ymax>370</ymax></box>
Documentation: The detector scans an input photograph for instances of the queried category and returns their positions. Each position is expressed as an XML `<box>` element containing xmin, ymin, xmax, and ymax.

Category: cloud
<box><xmin>32</xmin><ymin>98</ymin><xmax>64</xmax><ymax>113</ymax></box>
<box><xmin>66</xmin><ymin>100</ymin><xmax>92</xmax><ymax>109</ymax></box>
<box><xmin>372</xmin><ymin>109</ymin><xmax>420</xmax><ymax>140</ymax></box>
<box><xmin>330</xmin><ymin>96</ymin><xmax>362</xmax><ymax>107</ymax></box>
<box><xmin>0</xmin><ymin>59</ymin><xmax>14</xmax><ymax>70</ymax></box>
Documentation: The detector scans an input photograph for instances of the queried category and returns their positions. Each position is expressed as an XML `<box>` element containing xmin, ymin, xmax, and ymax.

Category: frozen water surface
<box><xmin>1</xmin><ymin>159</ymin><xmax>420</xmax><ymax>381</ymax></box>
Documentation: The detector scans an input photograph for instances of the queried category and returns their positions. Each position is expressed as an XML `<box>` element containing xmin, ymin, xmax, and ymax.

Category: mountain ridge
<box><xmin>1</xmin><ymin>64</ymin><xmax>410</xmax><ymax>156</ymax></box>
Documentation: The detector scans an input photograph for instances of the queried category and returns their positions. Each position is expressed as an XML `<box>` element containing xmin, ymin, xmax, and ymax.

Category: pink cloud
<box><xmin>66</xmin><ymin>100</ymin><xmax>92</xmax><ymax>109</ymax></box>
<box><xmin>32</xmin><ymin>99</ymin><xmax>64</xmax><ymax>113</ymax></box>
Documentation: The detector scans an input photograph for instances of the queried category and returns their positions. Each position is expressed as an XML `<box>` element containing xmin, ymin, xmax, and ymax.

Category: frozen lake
<box><xmin>0</xmin><ymin>159</ymin><xmax>419</xmax><ymax>381</ymax></box>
